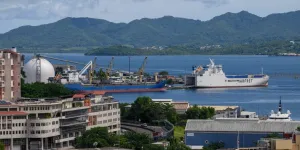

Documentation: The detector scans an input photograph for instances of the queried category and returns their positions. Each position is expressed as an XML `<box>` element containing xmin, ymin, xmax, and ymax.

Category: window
<box><xmin>36</xmin><ymin>123</ymin><xmax>40</xmax><ymax>126</ymax></box>
<box><xmin>31</xmin><ymin>131</ymin><xmax>35</xmax><ymax>134</ymax></box>
<box><xmin>19</xmin><ymin>123</ymin><xmax>21</xmax><ymax>126</ymax></box>
<box><xmin>52</xmin><ymin>121</ymin><xmax>55</xmax><ymax>125</ymax></box>
<box><xmin>0</xmin><ymin>131</ymin><xmax>2</xmax><ymax>135</ymax></box>
<box><xmin>41</xmin><ymin>123</ymin><xmax>45</xmax><ymax>126</ymax></box>
<box><xmin>52</xmin><ymin>129</ymin><xmax>55</xmax><ymax>132</ymax></box>
<box><xmin>56</xmin><ymin>121</ymin><xmax>58</xmax><ymax>124</ymax></box>
<box><xmin>36</xmin><ymin>131</ymin><xmax>40</xmax><ymax>134</ymax></box>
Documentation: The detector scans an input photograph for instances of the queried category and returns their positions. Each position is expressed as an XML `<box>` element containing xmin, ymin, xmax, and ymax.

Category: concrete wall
<box><xmin>185</xmin><ymin>132</ymin><xmax>283</xmax><ymax>148</ymax></box>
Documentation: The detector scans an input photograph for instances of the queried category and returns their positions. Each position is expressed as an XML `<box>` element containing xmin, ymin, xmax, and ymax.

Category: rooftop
<box><xmin>197</xmin><ymin>105</ymin><xmax>239</xmax><ymax>111</ymax></box>
<box><xmin>185</xmin><ymin>118</ymin><xmax>300</xmax><ymax>133</ymax></box>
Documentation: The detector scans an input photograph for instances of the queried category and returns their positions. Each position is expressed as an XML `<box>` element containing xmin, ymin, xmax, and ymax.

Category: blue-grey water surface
<box><xmin>24</xmin><ymin>54</ymin><xmax>300</xmax><ymax>120</ymax></box>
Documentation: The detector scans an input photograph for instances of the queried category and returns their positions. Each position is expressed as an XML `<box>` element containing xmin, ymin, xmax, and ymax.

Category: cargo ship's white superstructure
<box><xmin>185</xmin><ymin>59</ymin><xmax>269</xmax><ymax>88</ymax></box>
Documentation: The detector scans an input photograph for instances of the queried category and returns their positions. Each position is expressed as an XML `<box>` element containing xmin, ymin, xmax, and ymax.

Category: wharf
<box><xmin>167</xmin><ymin>85</ymin><xmax>195</xmax><ymax>90</ymax></box>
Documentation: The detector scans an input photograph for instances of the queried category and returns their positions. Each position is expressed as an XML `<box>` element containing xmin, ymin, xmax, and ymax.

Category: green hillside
<box><xmin>86</xmin><ymin>40</ymin><xmax>300</xmax><ymax>56</ymax></box>
<box><xmin>0</xmin><ymin>10</ymin><xmax>300</xmax><ymax>53</ymax></box>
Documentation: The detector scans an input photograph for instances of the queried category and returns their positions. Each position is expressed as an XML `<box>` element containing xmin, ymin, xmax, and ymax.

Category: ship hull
<box><xmin>64</xmin><ymin>82</ymin><xmax>166</xmax><ymax>93</ymax></box>
<box><xmin>195</xmin><ymin>75</ymin><xmax>269</xmax><ymax>88</ymax></box>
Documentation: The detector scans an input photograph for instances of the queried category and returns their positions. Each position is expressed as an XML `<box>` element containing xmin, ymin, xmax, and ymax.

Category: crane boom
<box><xmin>37</xmin><ymin>54</ymin><xmax>105</xmax><ymax>68</ymax></box>
<box><xmin>138</xmin><ymin>56</ymin><xmax>148</xmax><ymax>82</ymax></box>
<box><xmin>106</xmin><ymin>57</ymin><xmax>114</xmax><ymax>79</ymax></box>
<box><xmin>79</xmin><ymin>61</ymin><xmax>93</xmax><ymax>76</ymax></box>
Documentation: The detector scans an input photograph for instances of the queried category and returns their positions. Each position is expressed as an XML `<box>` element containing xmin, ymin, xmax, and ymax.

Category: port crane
<box><xmin>105</xmin><ymin>57</ymin><xmax>114</xmax><ymax>80</ymax></box>
<box><xmin>138</xmin><ymin>56</ymin><xmax>148</xmax><ymax>82</ymax></box>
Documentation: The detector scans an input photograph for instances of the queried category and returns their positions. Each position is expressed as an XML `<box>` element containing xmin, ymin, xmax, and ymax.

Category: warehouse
<box><xmin>185</xmin><ymin>118</ymin><xmax>300</xmax><ymax>149</ymax></box>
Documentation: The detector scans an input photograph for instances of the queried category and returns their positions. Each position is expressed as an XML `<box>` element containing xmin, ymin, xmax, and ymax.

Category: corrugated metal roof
<box><xmin>185</xmin><ymin>118</ymin><xmax>300</xmax><ymax>133</ymax></box>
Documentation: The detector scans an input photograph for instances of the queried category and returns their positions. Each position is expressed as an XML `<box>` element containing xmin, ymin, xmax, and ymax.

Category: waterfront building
<box><xmin>185</xmin><ymin>118</ymin><xmax>299</xmax><ymax>149</ymax></box>
<box><xmin>0</xmin><ymin>47</ymin><xmax>22</xmax><ymax>102</ymax></box>
<box><xmin>240</xmin><ymin>111</ymin><xmax>258</xmax><ymax>118</ymax></box>
<box><xmin>0</xmin><ymin>92</ymin><xmax>120</xmax><ymax>150</ymax></box>
<box><xmin>198</xmin><ymin>105</ymin><xmax>240</xmax><ymax>118</ymax></box>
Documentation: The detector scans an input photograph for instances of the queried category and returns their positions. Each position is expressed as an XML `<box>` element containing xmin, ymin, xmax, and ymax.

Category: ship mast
<box><xmin>279</xmin><ymin>96</ymin><xmax>282</xmax><ymax>113</ymax></box>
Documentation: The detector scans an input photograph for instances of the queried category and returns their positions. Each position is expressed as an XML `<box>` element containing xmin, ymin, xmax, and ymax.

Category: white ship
<box><xmin>185</xmin><ymin>59</ymin><xmax>269</xmax><ymax>88</ymax></box>
<box><xmin>267</xmin><ymin>98</ymin><xmax>292</xmax><ymax>121</ymax></box>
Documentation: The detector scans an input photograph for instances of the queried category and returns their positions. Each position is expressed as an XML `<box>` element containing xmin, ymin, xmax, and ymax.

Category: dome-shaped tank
<box><xmin>24</xmin><ymin>57</ymin><xmax>55</xmax><ymax>83</ymax></box>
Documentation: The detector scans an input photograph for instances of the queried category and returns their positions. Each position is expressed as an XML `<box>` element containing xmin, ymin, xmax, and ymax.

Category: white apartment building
<box><xmin>0</xmin><ymin>91</ymin><xmax>120</xmax><ymax>150</ymax></box>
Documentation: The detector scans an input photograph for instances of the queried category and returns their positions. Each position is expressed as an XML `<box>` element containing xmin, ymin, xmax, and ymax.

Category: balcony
<box><xmin>62</xmin><ymin>106</ymin><xmax>89</xmax><ymax>112</ymax></box>
<box><xmin>60</xmin><ymin>125</ymin><xmax>86</xmax><ymax>133</ymax></box>
<box><xmin>61</xmin><ymin>110</ymin><xmax>88</xmax><ymax>119</ymax></box>
<box><xmin>60</xmin><ymin>119</ymin><xmax>88</xmax><ymax>127</ymax></box>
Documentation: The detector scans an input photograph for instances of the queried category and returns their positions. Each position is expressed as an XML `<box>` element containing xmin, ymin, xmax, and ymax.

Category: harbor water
<box><xmin>24</xmin><ymin>53</ymin><xmax>300</xmax><ymax>120</ymax></box>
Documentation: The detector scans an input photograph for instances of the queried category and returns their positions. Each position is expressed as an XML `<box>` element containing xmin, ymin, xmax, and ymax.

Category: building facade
<box><xmin>0</xmin><ymin>92</ymin><xmax>120</xmax><ymax>150</ymax></box>
<box><xmin>185</xmin><ymin>118</ymin><xmax>299</xmax><ymax>149</ymax></box>
<box><xmin>0</xmin><ymin>47</ymin><xmax>22</xmax><ymax>102</ymax></box>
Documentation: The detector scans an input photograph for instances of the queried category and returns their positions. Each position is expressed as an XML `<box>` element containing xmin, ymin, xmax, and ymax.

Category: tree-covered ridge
<box><xmin>1</xmin><ymin>10</ymin><xmax>300</xmax><ymax>52</ymax></box>
<box><xmin>86</xmin><ymin>40</ymin><xmax>300</xmax><ymax>55</ymax></box>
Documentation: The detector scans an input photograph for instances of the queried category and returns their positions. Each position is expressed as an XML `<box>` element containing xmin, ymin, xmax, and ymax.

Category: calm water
<box><xmin>24</xmin><ymin>54</ymin><xmax>300</xmax><ymax>120</ymax></box>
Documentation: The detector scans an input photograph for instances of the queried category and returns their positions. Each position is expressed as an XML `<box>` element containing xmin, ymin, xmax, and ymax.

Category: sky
<box><xmin>0</xmin><ymin>0</ymin><xmax>300</xmax><ymax>33</ymax></box>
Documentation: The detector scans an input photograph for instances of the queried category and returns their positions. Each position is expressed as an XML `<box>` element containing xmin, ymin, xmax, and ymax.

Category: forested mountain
<box><xmin>0</xmin><ymin>10</ymin><xmax>300</xmax><ymax>52</ymax></box>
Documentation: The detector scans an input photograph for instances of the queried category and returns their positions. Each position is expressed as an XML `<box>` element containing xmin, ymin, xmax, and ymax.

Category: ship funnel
<box><xmin>287</xmin><ymin>110</ymin><xmax>291</xmax><ymax>114</ymax></box>
<box><xmin>271</xmin><ymin>110</ymin><xmax>274</xmax><ymax>114</ymax></box>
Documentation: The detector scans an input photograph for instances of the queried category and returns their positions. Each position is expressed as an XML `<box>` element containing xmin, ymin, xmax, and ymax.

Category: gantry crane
<box><xmin>106</xmin><ymin>57</ymin><xmax>114</xmax><ymax>80</ymax></box>
<box><xmin>138</xmin><ymin>56</ymin><xmax>148</xmax><ymax>82</ymax></box>
<box><xmin>88</xmin><ymin>57</ymin><xmax>97</xmax><ymax>84</ymax></box>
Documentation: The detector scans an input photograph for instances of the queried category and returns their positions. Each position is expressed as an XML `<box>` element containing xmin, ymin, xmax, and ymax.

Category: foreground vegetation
<box><xmin>21</xmin><ymin>82</ymin><xmax>74</xmax><ymax>98</ymax></box>
<box><xmin>120</xmin><ymin>96</ymin><xmax>215</xmax><ymax>127</ymax></box>
<box><xmin>75</xmin><ymin>127</ymin><xmax>190</xmax><ymax>150</ymax></box>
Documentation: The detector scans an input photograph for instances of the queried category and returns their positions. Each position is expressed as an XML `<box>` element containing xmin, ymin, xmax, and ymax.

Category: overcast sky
<box><xmin>0</xmin><ymin>0</ymin><xmax>300</xmax><ymax>33</ymax></box>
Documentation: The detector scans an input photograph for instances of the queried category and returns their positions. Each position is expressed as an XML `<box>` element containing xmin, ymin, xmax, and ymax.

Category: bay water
<box><xmin>24</xmin><ymin>53</ymin><xmax>300</xmax><ymax>120</ymax></box>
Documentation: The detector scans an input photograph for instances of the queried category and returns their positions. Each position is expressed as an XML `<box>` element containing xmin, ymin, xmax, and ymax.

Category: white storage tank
<box><xmin>24</xmin><ymin>57</ymin><xmax>55</xmax><ymax>83</ymax></box>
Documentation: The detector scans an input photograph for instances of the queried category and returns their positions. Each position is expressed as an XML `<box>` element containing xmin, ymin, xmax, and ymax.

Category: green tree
<box><xmin>21</xmin><ymin>82</ymin><xmax>73</xmax><ymax>98</ymax></box>
<box><xmin>97</xmin><ymin>68</ymin><xmax>107</xmax><ymax>81</ymax></box>
<box><xmin>123</xmin><ymin>132</ymin><xmax>152</xmax><ymax>150</ymax></box>
<box><xmin>166</xmin><ymin>79</ymin><xmax>174</xmax><ymax>85</ymax></box>
<box><xmin>167</xmin><ymin>138</ymin><xmax>191</xmax><ymax>150</ymax></box>
<box><xmin>297</xmin><ymin>126</ymin><xmax>300</xmax><ymax>131</ymax></box>
<box><xmin>75</xmin><ymin>127</ymin><xmax>113</xmax><ymax>148</ymax></box>
<box><xmin>159</xmin><ymin>71</ymin><xmax>169</xmax><ymax>76</ymax></box>
<box><xmin>202</xmin><ymin>142</ymin><xmax>225</xmax><ymax>150</ymax></box>
<box><xmin>164</xmin><ymin>104</ymin><xmax>178</xmax><ymax>124</ymax></box>
<box><xmin>186</xmin><ymin>105</ymin><xmax>215</xmax><ymax>119</ymax></box>
<box><xmin>143</xmin><ymin>144</ymin><xmax>165</xmax><ymax>150</ymax></box>
<box><xmin>265</xmin><ymin>133</ymin><xmax>281</xmax><ymax>138</ymax></box>
<box><xmin>0</xmin><ymin>142</ymin><xmax>4</xmax><ymax>150</ymax></box>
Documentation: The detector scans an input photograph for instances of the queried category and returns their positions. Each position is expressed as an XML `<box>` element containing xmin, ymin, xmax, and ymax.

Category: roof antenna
<box><xmin>279</xmin><ymin>96</ymin><xmax>282</xmax><ymax>113</ymax></box>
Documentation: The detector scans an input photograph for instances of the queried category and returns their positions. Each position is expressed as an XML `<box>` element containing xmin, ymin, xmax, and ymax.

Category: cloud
<box><xmin>0</xmin><ymin>0</ymin><xmax>300</xmax><ymax>33</ymax></box>
<box><xmin>0</xmin><ymin>0</ymin><xmax>101</xmax><ymax>20</ymax></box>
<box><xmin>184</xmin><ymin>0</ymin><xmax>230</xmax><ymax>7</ymax></box>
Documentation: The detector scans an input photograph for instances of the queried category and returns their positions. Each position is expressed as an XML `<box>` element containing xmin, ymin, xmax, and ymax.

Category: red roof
<box><xmin>72</xmin><ymin>94</ymin><xmax>86</xmax><ymax>99</ymax></box>
<box><xmin>0</xmin><ymin>111</ymin><xmax>27</xmax><ymax>116</ymax></box>
<box><xmin>91</xmin><ymin>91</ymin><xmax>106</xmax><ymax>95</ymax></box>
